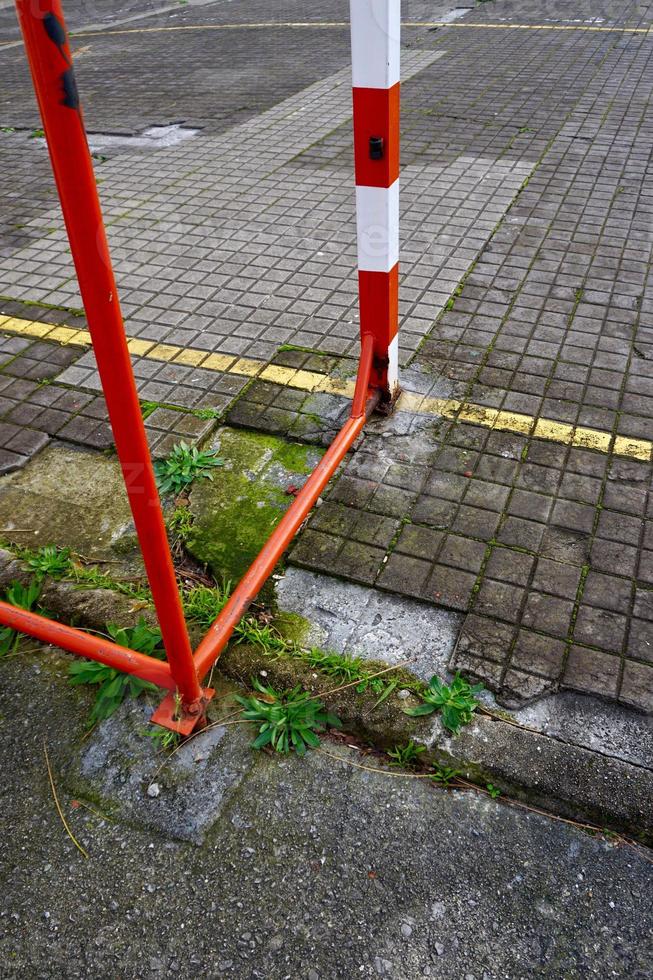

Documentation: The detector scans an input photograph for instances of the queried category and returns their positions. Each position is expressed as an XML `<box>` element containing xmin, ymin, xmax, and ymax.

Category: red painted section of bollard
<box><xmin>350</xmin><ymin>0</ymin><xmax>401</xmax><ymax>406</ymax></box>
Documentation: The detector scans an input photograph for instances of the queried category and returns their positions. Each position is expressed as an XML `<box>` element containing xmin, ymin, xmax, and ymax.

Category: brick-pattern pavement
<box><xmin>2</xmin><ymin>0</ymin><xmax>653</xmax><ymax>712</ymax></box>
<box><xmin>0</xmin><ymin>0</ymin><xmax>356</xmax><ymax>256</ymax></box>
<box><xmin>280</xmin><ymin>10</ymin><xmax>653</xmax><ymax>712</ymax></box>
<box><xmin>0</xmin><ymin>301</ymin><xmax>249</xmax><ymax>469</ymax></box>
<box><xmin>1</xmin><ymin>40</ymin><xmax>528</xmax><ymax>361</ymax></box>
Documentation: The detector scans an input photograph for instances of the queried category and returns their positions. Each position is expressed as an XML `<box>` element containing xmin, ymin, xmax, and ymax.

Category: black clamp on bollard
<box><xmin>369</xmin><ymin>136</ymin><xmax>384</xmax><ymax>160</ymax></box>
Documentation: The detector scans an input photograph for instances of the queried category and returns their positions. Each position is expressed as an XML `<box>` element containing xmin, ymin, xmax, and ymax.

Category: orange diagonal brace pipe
<box><xmin>351</xmin><ymin>333</ymin><xmax>375</xmax><ymax>418</ymax></box>
<box><xmin>193</xmin><ymin>356</ymin><xmax>378</xmax><ymax>681</ymax></box>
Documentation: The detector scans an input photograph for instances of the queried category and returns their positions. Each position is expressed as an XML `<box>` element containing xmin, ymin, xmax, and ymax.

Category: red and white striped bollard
<box><xmin>350</xmin><ymin>0</ymin><xmax>401</xmax><ymax>408</ymax></box>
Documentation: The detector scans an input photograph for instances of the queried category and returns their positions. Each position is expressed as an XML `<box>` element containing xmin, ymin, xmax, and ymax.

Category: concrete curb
<box><xmin>217</xmin><ymin>645</ymin><xmax>653</xmax><ymax>846</ymax></box>
<box><xmin>0</xmin><ymin>550</ymin><xmax>650</xmax><ymax>845</ymax></box>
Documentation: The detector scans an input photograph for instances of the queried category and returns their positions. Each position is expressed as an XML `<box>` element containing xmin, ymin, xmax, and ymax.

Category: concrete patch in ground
<box><xmin>87</xmin><ymin>124</ymin><xmax>200</xmax><ymax>155</ymax></box>
<box><xmin>276</xmin><ymin>568</ymin><xmax>653</xmax><ymax>775</ymax></box>
<box><xmin>0</xmin><ymin>443</ymin><xmax>142</xmax><ymax>571</ymax></box>
<box><xmin>276</xmin><ymin>566</ymin><xmax>462</xmax><ymax>681</ymax></box>
<box><xmin>75</xmin><ymin>694</ymin><xmax>254</xmax><ymax>845</ymax></box>
<box><xmin>273</xmin><ymin>565</ymin><xmax>653</xmax><ymax>840</ymax></box>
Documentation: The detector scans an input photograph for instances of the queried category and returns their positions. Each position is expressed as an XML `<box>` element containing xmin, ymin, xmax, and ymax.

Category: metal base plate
<box><xmin>150</xmin><ymin>688</ymin><xmax>215</xmax><ymax>735</ymax></box>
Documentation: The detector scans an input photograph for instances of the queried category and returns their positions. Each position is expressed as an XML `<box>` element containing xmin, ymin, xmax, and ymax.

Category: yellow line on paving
<box><xmin>64</xmin><ymin>21</ymin><xmax>652</xmax><ymax>40</ymax></box>
<box><xmin>70</xmin><ymin>22</ymin><xmax>351</xmax><ymax>38</ymax></box>
<box><xmin>407</xmin><ymin>21</ymin><xmax>652</xmax><ymax>34</ymax></box>
<box><xmin>1</xmin><ymin>315</ymin><xmax>650</xmax><ymax>462</ymax></box>
<box><xmin>1</xmin><ymin>19</ymin><xmax>649</xmax><ymax>47</ymax></box>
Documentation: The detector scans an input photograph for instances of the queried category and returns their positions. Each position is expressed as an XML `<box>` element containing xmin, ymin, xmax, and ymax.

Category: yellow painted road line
<box><xmin>69</xmin><ymin>22</ymin><xmax>351</xmax><ymax>39</ymax></box>
<box><xmin>0</xmin><ymin>314</ymin><xmax>650</xmax><ymax>462</ymax></box>
<box><xmin>407</xmin><ymin>21</ymin><xmax>652</xmax><ymax>34</ymax></box>
<box><xmin>2</xmin><ymin>19</ymin><xmax>650</xmax><ymax>47</ymax></box>
<box><xmin>62</xmin><ymin>21</ymin><xmax>652</xmax><ymax>40</ymax></box>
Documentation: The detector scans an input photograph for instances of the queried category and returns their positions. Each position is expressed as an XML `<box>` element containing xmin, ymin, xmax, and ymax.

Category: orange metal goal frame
<box><xmin>3</xmin><ymin>0</ymin><xmax>393</xmax><ymax>733</ymax></box>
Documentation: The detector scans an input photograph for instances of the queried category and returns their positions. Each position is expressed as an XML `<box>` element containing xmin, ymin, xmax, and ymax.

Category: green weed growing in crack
<box><xmin>430</xmin><ymin>765</ymin><xmax>462</xmax><ymax>787</ymax></box>
<box><xmin>387</xmin><ymin>740</ymin><xmax>426</xmax><ymax>769</ymax></box>
<box><xmin>404</xmin><ymin>673</ymin><xmax>484</xmax><ymax>735</ymax></box>
<box><xmin>183</xmin><ymin>582</ymin><xmax>231</xmax><ymax>627</ymax></box>
<box><xmin>68</xmin><ymin>618</ymin><xmax>165</xmax><ymax>725</ymax></box>
<box><xmin>236</xmin><ymin>618</ymin><xmax>289</xmax><ymax>653</ymax></box>
<box><xmin>236</xmin><ymin>677</ymin><xmax>342</xmax><ymax>755</ymax></box>
<box><xmin>486</xmin><ymin>783</ymin><xmax>501</xmax><ymax>799</ymax></box>
<box><xmin>168</xmin><ymin>506</ymin><xmax>194</xmax><ymax>540</ymax></box>
<box><xmin>26</xmin><ymin>544</ymin><xmax>72</xmax><ymax>580</ymax></box>
<box><xmin>184</xmin><ymin>584</ymin><xmax>291</xmax><ymax>653</ymax></box>
<box><xmin>0</xmin><ymin>578</ymin><xmax>44</xmax><ymax>655</ymax></box>
<box><xmin>154</xmin><ymin>441</ymin><xmax>224</xmax><ymax>496</ymax></box>
<box><xmin>70</xmin><ymin>566</ymin><xmax>152</xmax><ymax>602</ymax></box>
<box><xmin>6</xmin><ymin>540</ymin><xmax>152</xmax><ymax>602</ymax></box>
<box><xmin>140</xmin><ymin>400</ymin><xmax>159</xmax><ymax>419</ymax></box>
<box><xmin>192</xmin><ymin>407</ymin><xmax>222</xmax><ymax>420</ymax></box>
<box><xmin>301</xmin><ymin>649</ymin><xmax>399</xmax><ymax>706</ymax></box>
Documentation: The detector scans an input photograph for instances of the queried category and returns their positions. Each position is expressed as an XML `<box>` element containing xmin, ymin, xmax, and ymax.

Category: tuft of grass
<box><xmin>68</xmin><ymin>618</ymin><xmax>165</xmax><ymax>725</ymax></box>
<box><xmin>302</xmin><ymin>648</ymin><xmax>365</xmax><ymax>684</ymax></box>
<box><xmin>387</xmin><ymin>740</ymin><xmax>426</xmax><ymax>769</ymax></box>
<box><xmin>70</xmin><ymin>565</ymin><xmax>152</xmax><ymax>602</ymax></box>
<box><xmin>25</xmin><ymin>544</ymin><xmax>72</xmax><ymax>579</ymax></box>
<box><xmin>143</xmin><ymin>725</ymin><xmax>181</xmax><ymax>750</ymax></box>
<box><xmin>183</xmin><ymin>584</ymin><xmax>290</xmax><ymax>652</ymax></box>
<box><xmin>154</xmin><ymin>441</ymin><xmax>224</xmax><ymax>496</ymax></box>
<box><xmin>183</xmin><ymin>582</ymin><xmax>231</xmax><ymax>627</ymax></box>
<box><xmin>235</xmin><ymin>617</ymin><xmax>288</xmax><ymax>653</ymax></box>
<box><xmin>0</xmin><ymin>578</ymin><xmax>43</xmax><ymax>655</ymax></box>
<box><xmin>236</xmin><ymin>678</ymin><xmax>341</xmax><ymax>755</ymax></box>
<box><xmin>28</xmin><ymin>127</ymin><xmax>45</xmax><ymax>139</ymax></box>
<box><xmin>403</xmin><ymin>673</ymin><xmax>484</xmax><ymax>735</ymax></box>
<box><xmin>168</xmin><ymin>506</ymin><xmax>194</xmax><ymax>539</ymax></box>
<box><xmin>6</xmin><ymin>541</ymin><xmax>152</xmax><ymax>603</ymax></box>
<box><xmin>299</xmin><ymin>648</ymin><xmax>399</xmax><ymax>705</ymax></box>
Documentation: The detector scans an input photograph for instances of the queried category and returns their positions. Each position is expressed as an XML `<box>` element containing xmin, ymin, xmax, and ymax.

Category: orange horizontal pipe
<box><xmin>194</xmin><ymin>389</ymin><xmax>379</xmax><ymax>680</ymax></box>
<box><xmin>0</xmin><ymin>601</ymin><xmax>174</xmax><ymax>690</ymax></box>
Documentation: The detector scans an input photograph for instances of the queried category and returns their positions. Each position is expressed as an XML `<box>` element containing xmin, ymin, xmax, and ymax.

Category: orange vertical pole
<box><xmin>15</xmin><ymin>0</ymin><xmax>207</xmax><ymax>718</ymax></box>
